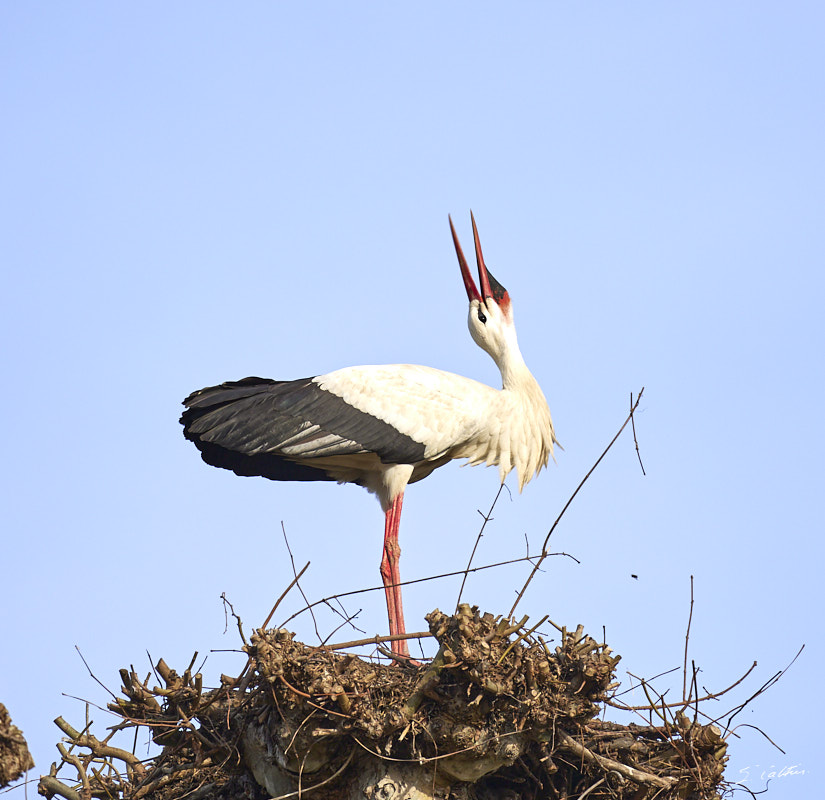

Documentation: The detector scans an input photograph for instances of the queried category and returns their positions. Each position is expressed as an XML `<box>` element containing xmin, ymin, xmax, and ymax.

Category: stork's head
<box><xmin>449</xmin><ymin>213</ymin><xmax>517</xmax><ymax>364</ymax></box>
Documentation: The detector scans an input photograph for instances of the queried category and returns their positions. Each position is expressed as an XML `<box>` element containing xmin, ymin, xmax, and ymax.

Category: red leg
<box><xmin>380</xmin><ymin>493</ymin><xmax>410</xmax><ymax>658</ymax></box>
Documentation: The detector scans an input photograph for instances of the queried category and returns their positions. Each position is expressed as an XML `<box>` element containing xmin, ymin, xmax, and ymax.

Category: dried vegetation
<box><xmin>35</xmin><ymin>604</ymin><xmax>748</xmax><ymax>800</ymax></box>
<box><xmin>0</xmin><ymin>703</ymin><xmax>34</xmax><ymax>788</ymax></box>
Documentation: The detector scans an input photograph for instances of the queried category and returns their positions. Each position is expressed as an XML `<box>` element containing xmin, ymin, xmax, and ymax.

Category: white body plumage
<box><xmin>314</xmin><ymin>353</ymin><xmax>555</xmax><ymax>504</ymax></box>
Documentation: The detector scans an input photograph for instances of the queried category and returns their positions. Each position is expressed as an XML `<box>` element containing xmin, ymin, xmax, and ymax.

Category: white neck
<box><xmin>495</xmin><ymin>329</ymin><xmax>533</xmax><ymax>391</ymax></box>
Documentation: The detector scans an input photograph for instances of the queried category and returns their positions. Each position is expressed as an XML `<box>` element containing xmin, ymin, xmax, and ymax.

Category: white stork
<box><xmin>181</xmin><ymin>214</ymin><xmax>557</xmax><ymax>659</ymax></box>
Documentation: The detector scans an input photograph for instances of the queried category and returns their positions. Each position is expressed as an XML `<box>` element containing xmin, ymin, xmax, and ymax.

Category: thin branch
<box><xmin>75</xmin><ymin>646</ymin><xmax>117</xmax><ymax>701</ymax></box>
<box><xmin>610</xmin><ymin>664</ymin><xmax>680</xmax><ymax>699</ymax></box>
<box><xmin>263</xmin><ymin>748</ymin><xmax>354</xmax><ymax>800</ymax></box>
<box><xmin>578</xmin><ymin>777</ymin><xmax>606</xmax><ymax>800</ymax></box>
<box><xmin>321</xmin><ymin>604</ymin><xmax>366</xmax><ymax>646</ymax></box>
<box><xmin>220</xmin><ymin>593</ymin><xmax>248</xmax><ymax>648</ymax></box>
<box><xmin>558</xmin><ymin>730</ymin><xmax>675</xmax><ymax>789</ymax></box>
<box><xmin>721</xmin><ymin>645</ymin><xmax>804</xmax><ymax>734</ymax></box>
<box><xmin>260</xmin><ymin>560</ymin><xmax>310</xmax><ymax>630</ymax></box>
<box><xmin>610</xmin><ymin>660</ymin><xmax>758</xmax><ymax>712</ymax></box>
<box><xmin>731</xmin><ymin>723</ymin><xmax>787</xmax><ymax>754</ymax></box>
<box><xmin>631</xmin><ymin>389</ymin><xmax>646</xmax><ymax>475</ymax></box>
<box><xmin>36</xmin><ymin>776</ymin><xmax>82</xmax><ymax>800</ymax></box>
<box><xmin>281</xmin><ymin>522</ymin><xmax>322</xmax><ymax>645</ymax></box>
<box><xmin>53</xmin><ymin>717</ymin><xmax>146</xmax><ymax>779</ymax></box>
<box><xmin>330</xmin><ymin>595</ymin><xmax>367</xmax><ymax>635</ymax></box>
<box><xmin>279</xmin><ymin>551</ymin><xmax>578</xmax><ymax>629</ymax></box>
<box><xmin>683</xmin><ymin>575</ymin><xmax>694</xmax><ymax>701</ymax></box>
<box><xmin>509</xmin><ymin>387</ymin><xmax>645</xmax><ymax>617</ymax></box>
<box><xmin>319</xmin><ymin>630</ymin><xmax>433</xmax><ymax>652</ymax></box>
<box><xmin>455</xmin><ymin>484</ymin><xmax>506</xmax><ymax>610</ymax></box>
<box><xmin>497</xmin><ymin>615</ymin><xmax>549</xmax><ymax>665</ymax></box>
<box><xmin>56</xmin><ymin>743</ymin><xmax>90</xmax><ymax>798</ymax></box>
<box><xmin>351</xmin><ymin>730</ymin><xmax>524</xmax><ymax>765</ymax></box>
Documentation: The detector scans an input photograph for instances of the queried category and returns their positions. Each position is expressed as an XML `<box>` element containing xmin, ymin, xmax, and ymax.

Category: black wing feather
<box><xmin>180</xmin><ymin>376</ymin><xmax>425</xmax><ymax>482</ymax></box>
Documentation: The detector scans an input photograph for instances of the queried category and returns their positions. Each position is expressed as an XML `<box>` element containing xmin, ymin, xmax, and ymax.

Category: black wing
<box><xmin>180</xmin><ymin>376</ymin><xmax>426</xmax><ymax>482</ymax></box>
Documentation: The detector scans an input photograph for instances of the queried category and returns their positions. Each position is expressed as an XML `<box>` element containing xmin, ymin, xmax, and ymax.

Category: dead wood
<box><xmin>37</xmin><ymin>605</ymin><xmax>733</xmax><ymax>800</ymax></box>
<box><xmin>0</xmin><ymin>702</ymin><xmax>34</xmax><ymax>788</ymax></box>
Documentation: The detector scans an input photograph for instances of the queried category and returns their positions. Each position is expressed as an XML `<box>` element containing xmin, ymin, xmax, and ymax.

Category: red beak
<box><xmin>449</xmin><ymin>212</ymin><xmax>507</xmax><ymax>304</ymax></box>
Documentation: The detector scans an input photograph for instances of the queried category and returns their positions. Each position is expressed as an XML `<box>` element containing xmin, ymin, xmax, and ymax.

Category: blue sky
<box><xmin>1</xmin><ymin>3</ymin><xmax>822</xmax><ymax>795</ymax></box>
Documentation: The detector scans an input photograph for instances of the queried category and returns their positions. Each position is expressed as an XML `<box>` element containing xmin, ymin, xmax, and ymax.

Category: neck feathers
<box><xmin>503</xmin><ymin>368</ymin><xmax>557</xmax><ymax>491</ymax></box>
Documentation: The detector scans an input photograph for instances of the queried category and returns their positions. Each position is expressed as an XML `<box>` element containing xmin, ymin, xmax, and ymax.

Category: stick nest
<box><xmin>0</xmin><ymin>703</ymin><xmax>34</xmax><ymax>788</ymax></box>
<box><xmin>38</xmin><ymin>606</ymin><xmax>729</xmax><ymax>800</ymax></box>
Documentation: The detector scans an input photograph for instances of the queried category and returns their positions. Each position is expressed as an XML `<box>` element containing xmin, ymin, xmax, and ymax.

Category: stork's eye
<box><xmin>477</xmin><ymin>308</ymin><xmax>487</xmax><ymax>324</ymax></box>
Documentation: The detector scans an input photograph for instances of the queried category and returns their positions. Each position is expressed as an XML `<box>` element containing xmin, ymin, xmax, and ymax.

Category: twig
<box><xmin>351</xmin><ymin>730</ymin><xmax>524</xmax><ymax>765</ymax></box>
<box><xmin>279</xmin><ymin>551</ymin><xmax>578</xmax><ymax>629</ymax></box>
<box><xmin>731</xmin><ymin>723</ymin><xmax>786</xmax><ymax>754</ymax></box>
<box><xmin>217</xmin><ymin>564</ymin><xmax>313</xmax><ymax>694</ymax></box>
<box><xmin>53</xmin><ymin>717</ymin><xmax>146</xmax><ymax>782</ymax></box>
<box><xmin>283</xmin><ymin>708</ymin><xmax>319</xmax><ymax>757</ymax></box>
<box><xmin>455</xmin><ymin>484</ymin><xmax>506</xmax><ymax>610</ymax></box>
<box><xmin>610</xmin><ymin>665</ymin><xmax>680</xmax><ymax>700</ymax></box>
<box><xmin>133</xmin><ymin>767</ymin><xmax>213</xmax><ymax>800</ymax></box>
<box><xmin>221</xmin><ymin>593</ymin><xmax>248</xmax><ymax>647</ymax></box>
<box><xmin>630</xmin><ymin>389</ymin><xmax>646</xmax><ymax>475</ymax></box>
<box><xmin>329</xmin><ymin>596</ymin><xmax>366</xmax><ymax>635</ymax></box>
<box><xmin>402</xmin><ymin>644</ymin><xmax>447</xmax><ymax>720</ymax></box>
<box><xmin>690</xmin><ymin>660</ymin><xmax>700</xmax><ymax>724</ymax></box>
<box><xmin>611</xmin><ymin>659</ymin><xmax>759</xmax><ymax>712</ymax></box>
<box><xmin>497</xmin><ymin>615</ymin><xmax>549</xmax><ymax>665</ymax></box>
<box><xmin>509</xmin><ymin>388</ymin><xmax>645</xmax><ymax>617</ymax></box>
<box><xmin>278</xmin><ymin>674</ymin><xmax>312</xmax><ymax>699</ymax></box>
<box><xmin>721</xmin><ymin>645</ymin><xmax>803</xmax><ymax>734</ymax></box>
<box><xmin>56</xmin><ymin>742</ymin><xmax>90</xmax><ymax>798</ymax></box>
<box><xmin>578</xmin><ymin>777</ymin><xmax>605</xmax><ymax>800</ymax></box>
<box><xmin>261</xmin><ymin>748</ymin><xmax>354</xmax><ymax>800</ymax></box>
<box><xmin>37</xmin><ymin>775</ymin><xmax>82</xmax><ymax>800</ymax></box>
<box><xmin>639</xmin><ymin>680</ymin><xmax>670</xmax><ymax>727</ymax></box>
<box><xmin>683</xmin><ymin>575</ymin><xmax>694</xmax><ymax>701</ymax></box>
<box><xmin>59</xmin><ymin>694</ymin><xmax>110</xmax><ymax>715</ymax></box>
<box><xmin>375</xmin><ymin>643</ymin><xmax>423</xmax><ymax>666</ymax></box>
<box><xmin>321</xmin><ymin>605</ymin><xmax>364</xmax><ymax>645</ymax></box>
<box><xmin>75</xmin><ymin>646</ymin><xmax>117</xmax><ymax>700</ymax></box>
<box><xmin>319</xmin><ymin>630</ymin><xmax>432</xmax><ymax>652</ymax></box>
<box><xmin>261</xmin><ymin>561</ymin><xmax>310</xmax><ymax>630</ymax></box>
<box><xmin>558</xmin><ymin>730</ymin><xmax>675</xmax><ymax>789</ymax></box>
<box><xmin>281</xmin><ymin>522</ymin><xmax>323</xmax><ymax>645</ymax></box>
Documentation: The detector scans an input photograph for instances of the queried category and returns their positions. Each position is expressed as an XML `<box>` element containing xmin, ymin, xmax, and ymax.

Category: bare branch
<box><xmin>509</xmin><ymin>387</ymin><xmax>645</xmax><ymax>617</ymax></box>
<box><xmin>318</xmin><ymin>630</ymin><xmax>432</xmax><ymax>652</ymax></box>
<box><xmin>36</xmin><ymin>775</ymin><xmax>82</xmax><ymax>800</ymax></box>
<box><xmin>260</xmin><ymin>560</ymin><xmax>310</xmax><ymax>630</ymax></box>
<box><xmin>281</xmin><ymin>521</ymin><xmax>323</xmax><ymax>645</ymax></box>
<box><xmin>558</xmin><ymin>730</ymin><xmax>676</xmax><ymax>789</ymax></box>
<box><xmin>455</xmin><ymin>484</ymin><xmax>505</xmax><ymax>610</ymax></box>
<box><xmin>630</xmin><ymin>389</ymin><xmax>646</xmax><ymax>475</ymax></box>
<box><xmin>683</xmin><ymin>574</ymin><xmax>694</xmax><ymax>701</ymax></box>
<box><xmin>75</xmin><ymin>645</ymin><xmax>117</xmax><ymax>701</ymax></box>
<box><xmin>279</xmin><ymin>551</ymin><xmax>578</xmax><ymax>630</ymax></box>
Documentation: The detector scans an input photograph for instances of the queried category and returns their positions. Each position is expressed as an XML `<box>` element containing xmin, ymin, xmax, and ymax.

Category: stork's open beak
<box><xmin>449</xmin><ymin>212</ymin><xmax>508</xmax><ymax>304</ymax></box>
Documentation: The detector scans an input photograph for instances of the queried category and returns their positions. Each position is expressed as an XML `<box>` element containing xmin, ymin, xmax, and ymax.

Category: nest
<box><xmin>0</xmin><ymin>703</ymin><xmax>34</xmax><ymax>789</ymax></box>
<box><xmin>38</xmin><ymin>606</ymin><xmax>729</xmax><ymax>800</ymax></box>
